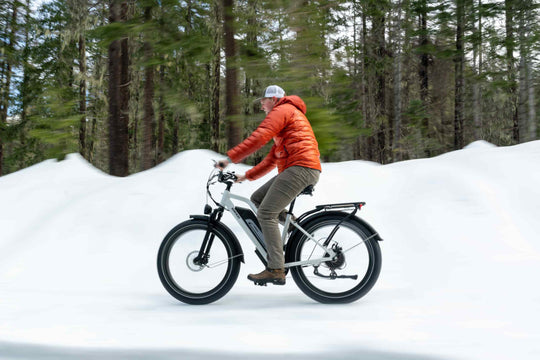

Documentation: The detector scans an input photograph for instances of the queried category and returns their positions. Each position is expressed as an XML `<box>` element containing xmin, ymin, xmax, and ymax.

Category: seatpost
<box><xmin>288</xmin><ymin>198</ymin><xmax>296</xmax><ymax>215</ymax></box>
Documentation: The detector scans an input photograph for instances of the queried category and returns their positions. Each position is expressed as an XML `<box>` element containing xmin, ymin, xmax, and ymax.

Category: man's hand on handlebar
<box><xmin>213</xmin><ymin>159</ymin><xmax>246</xmax><ymax>183</ymax></box>
<box><xmin>235</xmin><ymin>174</ymin><xmax>246</xmax><ymax>183</ymax></box>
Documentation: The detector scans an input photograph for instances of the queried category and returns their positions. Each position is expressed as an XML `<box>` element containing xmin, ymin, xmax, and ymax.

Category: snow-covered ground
<box><xmin>1</xmin><ymin>140</ymin><xmax>540</xmax><ymax>360</ymax></box>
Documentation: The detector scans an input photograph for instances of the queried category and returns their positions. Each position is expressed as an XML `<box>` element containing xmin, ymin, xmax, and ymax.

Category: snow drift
<box><xmin>1</xmin><ymin>141</ymin><xmax>540</xmax><ymax>359</ymax></box>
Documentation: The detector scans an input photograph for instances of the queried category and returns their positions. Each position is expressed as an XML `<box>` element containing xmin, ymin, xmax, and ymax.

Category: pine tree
<box><xmin>223</xmin><ymin>0</ymin><xmax>242</xmax><ymax>148</ymax></box>
<box><xmin>454</xmin><ymin>0</ymin><xmax>465</xmax><ymax>149</ymax></box>
<box><xmin>108</xmin><ymin>0</ymin><xmax>130</xmax><ymax>176</ymax></box>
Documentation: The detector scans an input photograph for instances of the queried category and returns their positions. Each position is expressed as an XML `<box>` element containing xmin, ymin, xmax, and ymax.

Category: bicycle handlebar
<box><xmin>206</xmin><ymin>166</ymin><xmax>238</xmax><ymax>208</ymax></box>
<box><xmin>218</xmin><ymin>171</ymin><xmax>237</xmax><ymax>183</ymax></box>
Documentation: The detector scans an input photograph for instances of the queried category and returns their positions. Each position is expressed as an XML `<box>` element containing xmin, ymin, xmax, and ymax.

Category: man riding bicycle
<box><xmin>217</xmin><ymin>85</ymin><xmax>321</xmax><ymax>285</ymax></box>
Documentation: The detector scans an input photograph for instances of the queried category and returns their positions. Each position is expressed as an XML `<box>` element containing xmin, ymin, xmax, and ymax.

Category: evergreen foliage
<box><xmin>0</xmin><ymin>0</ymin><xmax>539</xmax><ymax>176</ymax></box>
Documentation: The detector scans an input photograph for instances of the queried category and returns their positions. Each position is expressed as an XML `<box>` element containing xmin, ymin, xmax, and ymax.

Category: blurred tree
<box><xmin>471</xmin><ymin>0</ymin><xmax>483</xmax><ymax>140</ymax></box>
<box><xmin>223</xmin><ymin>0</ymin><xmax>242</xmax><ymax>148</ymax></box>
<box><xmin>0</xmin><ymin>0</ymin><xmax>18</xmax><ymax>176</ymax></box>
<box><xmin>454</xmin><ymin>0</ymin><xmax>464</xmax><ymax>149</ymax></box>
<box><xmin>505</xmin><ymin>0</ymin><xmax>519</xmax><ymax>142</ymax></box>
<box><xmin>516</xmin><ymin>0</ymin><xmax>538</xmax><ymax>142</ymax></box>
<box><xmin>1</xmin><ymin>0</ymin><xmax>540</xmax><ymax>177</ymax></box>
<box><xmin>141</xmin><ymin>1</ymin><xmax>156</xmax><ymax>171</ymax></box>
<box><xmin>413</xmin><ymin>0</ymin><xmax>431</xmax><ymax>155</ymax></box>
<box><xmin>108</xmin><ymin>0</ymin><xmax>130</xmax><ymax>176</ymax></box>
<box><xmin>391</xmin><ymin>0</ymin><xmax>405</xmax><ymax>161</ymax></box>
<box><xmin>64</xmin><ymin>0</ymin><xmax>89</xmax><ymax>159</ymax></box>
<box><xmin>25</xmin><ymin>0</ymin><xmax>81</xmax><ymax>162</ymax></box>
<box><xmin>210</xmin><ymin>0</ymin><xmax>222</xmax><ymax>152</ymax></box>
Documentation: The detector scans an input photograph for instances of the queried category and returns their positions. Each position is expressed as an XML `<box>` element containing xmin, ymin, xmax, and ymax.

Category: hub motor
<box><xmin>324</xmin><ymin>244</ymin><xmax>346</xmax><ymax>269</ymax></box>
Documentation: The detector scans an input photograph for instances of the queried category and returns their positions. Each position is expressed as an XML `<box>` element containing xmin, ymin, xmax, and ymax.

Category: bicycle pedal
<box><xmin>254</xmin><ymin>281</ymin><xmax>267</xmax><ymax>286</ymax></box>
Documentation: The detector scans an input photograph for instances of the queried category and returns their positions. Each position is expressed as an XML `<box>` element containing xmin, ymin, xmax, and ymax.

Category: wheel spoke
<box><xmin>206</xmin><ymin>254</ymin><xmax>243</xmax><ymax>268</ymax></box>
<box><xmin>342</xmin><ymin>233</ymin><xmax>378</xmax><ymax>254</ymax></box>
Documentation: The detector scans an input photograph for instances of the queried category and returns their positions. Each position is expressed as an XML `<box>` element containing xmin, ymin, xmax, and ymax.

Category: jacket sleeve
<box><xmin>226</xmin><ymin>107</ymin><xmax>287</xmax><ymax>163</ymax></box>
<box><xmin>245</xmin><ymin>145</ymin><xmax>277</xmax><ymax>181</ymax></box>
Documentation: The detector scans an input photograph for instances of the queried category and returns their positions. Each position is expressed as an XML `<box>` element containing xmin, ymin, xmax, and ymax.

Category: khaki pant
<box><xmin>250</xmin><ymin>166</ymin><xmax>320</xmax><ymax>269</ymax></box>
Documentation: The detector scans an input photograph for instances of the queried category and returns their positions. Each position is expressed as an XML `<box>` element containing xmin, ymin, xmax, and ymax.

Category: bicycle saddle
<box><xmin>299</xmin><ymin>185</ymin><xmax>314</xmax><ymax>196</ymax></box>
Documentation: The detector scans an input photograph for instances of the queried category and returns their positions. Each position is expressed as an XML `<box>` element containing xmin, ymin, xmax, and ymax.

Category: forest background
<box><xmin>0</xmin><ymin>0</ymin><xmax>538</xmax><ymax>177</ymax></box>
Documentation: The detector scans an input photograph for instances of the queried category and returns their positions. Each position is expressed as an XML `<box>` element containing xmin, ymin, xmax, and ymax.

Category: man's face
<box><xmin>260</xmin><ymin>97</ymin><xmax>277</xmax><ymax>115</ymax></box>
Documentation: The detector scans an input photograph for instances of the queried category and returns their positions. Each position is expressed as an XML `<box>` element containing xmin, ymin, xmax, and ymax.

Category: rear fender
<box><xmin>285</xmin><ymin>211</ymin><xmax>382</xmax><ymax>262</ymax></box>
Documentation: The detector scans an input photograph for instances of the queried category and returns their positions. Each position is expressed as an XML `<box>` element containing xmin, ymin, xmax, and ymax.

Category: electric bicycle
<box><xmin>157</xmin><ymin>166</ymin><xmax>383</xmax><ymax>304</ymax></box>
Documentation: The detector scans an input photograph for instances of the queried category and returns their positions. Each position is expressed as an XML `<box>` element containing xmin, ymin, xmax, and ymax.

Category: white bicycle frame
<box><xmin>218</xmin><ymin>188</ymin><xmax>337</xmax><ymax>268</ymax></box>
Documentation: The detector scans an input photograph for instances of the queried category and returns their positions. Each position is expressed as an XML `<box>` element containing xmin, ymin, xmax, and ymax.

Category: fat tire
<box><xmin>157</xmin><ymin>219</ymin><xmax>241</xmax><ymax>305</ymax></box>
<box><xmin>288</xmin><ymin>213</ymin><xmax>382</xmax><ymax>304</ymax></box>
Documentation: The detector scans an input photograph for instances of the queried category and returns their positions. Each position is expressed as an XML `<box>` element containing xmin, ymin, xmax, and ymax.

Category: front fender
<box><xmin>189</xmin><ymin>215</ymin><xmax>245</xmax><ymax>263</ymax></box>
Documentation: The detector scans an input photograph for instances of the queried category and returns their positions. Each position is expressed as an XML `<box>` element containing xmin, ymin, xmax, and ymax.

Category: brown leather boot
<box><xmin>248</xmin><ymin>268</ymin><xmax>286</xmax><ymax>286</ymax></box>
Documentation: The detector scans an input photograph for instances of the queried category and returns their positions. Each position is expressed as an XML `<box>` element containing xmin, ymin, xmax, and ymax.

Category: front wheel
<box><xmin>288</xmin><ymin>213</ymin><xmax>382</xmax><ymax>304</ymax></box>
<box><xmin>157</xmin><ymin>219</ymin><xmax>241</xmax><ymax>305</ymax></box>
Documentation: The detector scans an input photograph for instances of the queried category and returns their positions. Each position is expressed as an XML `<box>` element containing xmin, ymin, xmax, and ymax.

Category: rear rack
<box><xmin>315</xmin><ymin>202</ymin><xmax>365</xmax><ymax>211</ymax></box>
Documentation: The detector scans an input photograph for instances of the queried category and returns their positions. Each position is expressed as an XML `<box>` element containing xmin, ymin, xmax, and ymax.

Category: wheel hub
<box><xmin>186</xmin><ymin>251</ymin><xmax>205</xmax><ymax>272</ymax></box>
<box><xmin>324</xmin><ymin>244</ymin><xmax>346</xmax><ymax>269</ymax></box>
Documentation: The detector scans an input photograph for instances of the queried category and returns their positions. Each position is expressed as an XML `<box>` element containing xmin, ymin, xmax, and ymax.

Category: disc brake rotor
<box><xmin>323</xmin><ymin>244</ymin><xmax>346</xmax><ymax>270</ymax></box>
<box><xmin>186</xmin><ymin>251</ymin><xmax>205</xmax><ymax>272</ymax></box>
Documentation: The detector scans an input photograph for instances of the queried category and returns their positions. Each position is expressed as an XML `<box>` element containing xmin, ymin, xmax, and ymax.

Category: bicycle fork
<box><xmin>193</xmin><ymin>208</ymin><xmax>224</xmax><ymax>267</ymax></box>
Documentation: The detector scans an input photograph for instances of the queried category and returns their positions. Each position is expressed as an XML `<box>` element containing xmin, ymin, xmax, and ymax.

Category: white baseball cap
<box><xmin>261</xmin><ymin>85</ymin><xmax>285</xmax><ymax>99</ymax></box>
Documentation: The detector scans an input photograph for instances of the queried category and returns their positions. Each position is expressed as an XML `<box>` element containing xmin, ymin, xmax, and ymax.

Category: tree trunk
<box><xmin>454</xmin><ymin>0</ymin><xmax>465</xmax><ymax>150</ymax></box>
<box><xmin>157</xmin><ymin>66</ymin><xmax>165</xmax><ymax>164</ymax></box>
<box><xmin>210</xmin><ymin>0</ymin><xmax>221</xmax><ymax>153</ymax></box>
<box><xmin>0</xmin><ymin>3</ymin><xmax>18</xmax><ymax>176</ymax></box>
<box><xmin>373</xmin><ymin>4</ymin><xmax>387</xmax><ymax>163</ymax></box>
<box><xmin>352</xmin><ymin>0</ymin><xmax>359</xmax><ymax>79</ymax></box>
<box><xmin>517</xmin><ymin>2</ymin><xmax>535</xmax><ymax>142</ymax></box>
<box><xmin>172</xmin><ymin>114</ymin><xmax>180</xmax><ymax>154</ymax></box>
<box><xmin>244</xmin><ymin>0</ymin><xmax>260</xmax><ymax>103</ymax></box>
<box><xmin>79</xmin><ymin>32</ymin><xmax>87</xmax><ymax>158</ymax></box>
<box><xmin>108</xmin><ymin>0</ymin><xmax>129</xmax><ymax>176</ymax></box>
<box><xmin>361</xmin><ymin>8</ymin><xmax>370</xmax><ymax>160</ymax></box>
<box><xmin>527</xmin><ymin>58</ymin><xmax>536</xmax><ymax>141</ymax></box>
<box><xmin>473</xmin><ymin>0</ymin><xmax>483</xmax><ymax>140</ymax></box>
<box><xmin>472</xmin><ymin>0</ymin><xmax>482</xmax><ymax>140</ymax></box>
<box><xmin>518</xmin><ymin>55</ymin><xmax>527</xmax><ymax>141</ymax></box>
<box><xmin>89</xmin><ymin>116</ymin><xmax>97</xmax><ymax>163</ymax></box>
<box><xmin>21</xmin><ymin>0</ymin><xmax>32</xmax><ymax>126</ymax></box>
<box><xmin>223</xmin><ymin>0</ymin><xmax>242</xmax><ymax>148</ymax></box>
<box><xmin>505</xmin><ymin>0</ymin><xmax>519</xmax><ymax>142</ymax></box>
<box><xmin>418</xmin><ymin>0</ymin><xmax>429</xmax><ymax>151</ymax></box>
<box><xmin>352</xmin><ymin>0</ymin><xmax>361</xmax><ymax>159</ymax></box>
<box><xmin>393</xmin><ymin>0</ymin><xmax>404</xmax><ymax>161</ymax></box>
<box><xmin>142</xmin><ymin>5</ymin><xmax>155</xmax><ymax>171</ymax></box>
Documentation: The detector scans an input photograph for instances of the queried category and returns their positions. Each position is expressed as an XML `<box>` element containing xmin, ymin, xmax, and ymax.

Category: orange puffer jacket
<box><xmin>227</xmin><ymin>95</ymin><xmax>321</xmax><ymax>181</ymax></box>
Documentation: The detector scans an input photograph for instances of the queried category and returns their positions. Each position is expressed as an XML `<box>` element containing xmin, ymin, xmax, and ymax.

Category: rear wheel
<box><xmin>157</xmin><ymin>219</ymin><xmax>241</xmax><ymax>305</ymax></box>
<box><xmin>288</xmin><ymin>213</ymin><xmax>381</xmax><ymax>304</ymax></box>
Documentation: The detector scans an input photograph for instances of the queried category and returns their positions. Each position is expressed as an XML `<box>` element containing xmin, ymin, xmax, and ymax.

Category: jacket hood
<box><xmin>276</xmin><ymin>95</ymin><xmax>306</xmax><ymax>114</ymax></box>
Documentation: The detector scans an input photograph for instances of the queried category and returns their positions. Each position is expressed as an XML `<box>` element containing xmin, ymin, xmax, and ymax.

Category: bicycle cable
<box><xmin>206</xmin><ymin>168</ymin><xmax>222</xmax><ymax>208</ymax></box>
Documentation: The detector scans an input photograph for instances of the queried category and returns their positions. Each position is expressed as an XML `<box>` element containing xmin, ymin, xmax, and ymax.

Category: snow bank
<box><xmin>1</xmin><ymin>141</ymin><xmax>540</xmax><ymax>359</ymax></box>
